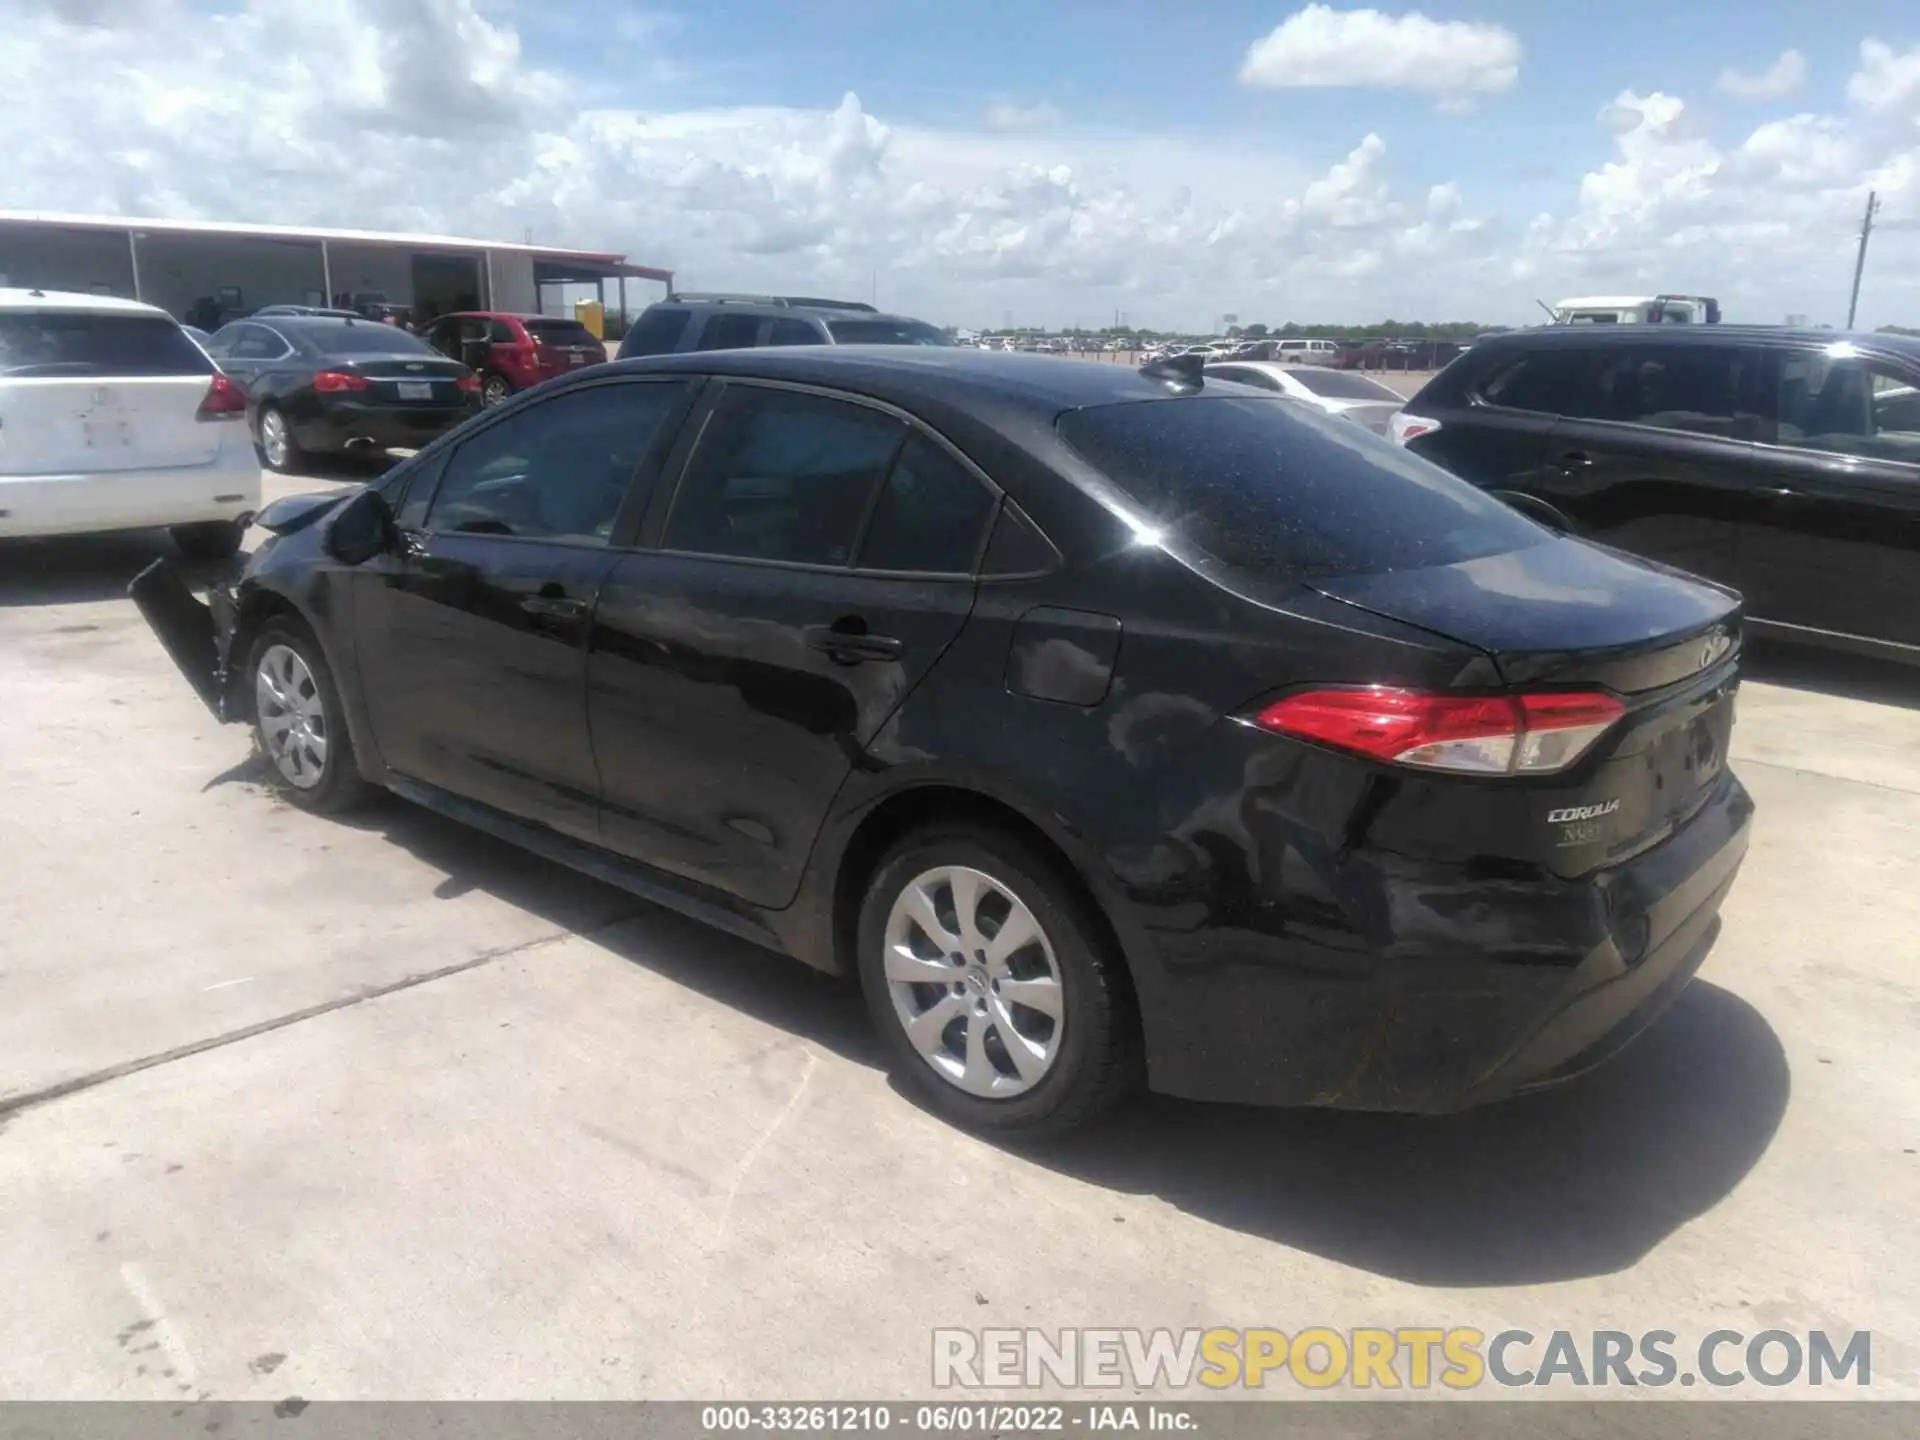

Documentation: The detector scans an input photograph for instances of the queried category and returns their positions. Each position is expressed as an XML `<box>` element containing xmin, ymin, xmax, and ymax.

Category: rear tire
<box><xmin>856</xmin><ymin>823</ymin><xmax>1140</xmax><ymax>1138</ymax></box>
<box><xmin>256</xmin><ymin>404</ymin><xmax>305</xmax><ymax>474</ymax></box>
<box><xmin>170</xmin><ymin>519</ymin><xmax>245</xmax><ymax>560</ymax></box>
<box><xmin>245</xmin><ymin>619</ymin><xmax>369</xmax><ymax>814</ymax></box>
<box><xmin>481</xmin><ymin>372</ymin><xmax>513</xmax><ymax>407</ymax></box>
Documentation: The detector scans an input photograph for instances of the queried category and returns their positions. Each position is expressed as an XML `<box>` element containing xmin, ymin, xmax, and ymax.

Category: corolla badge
<box><xmin>1547</xmin><ymin>799</ymin><xmax>1620</xmax><ymax>824</ymax></box>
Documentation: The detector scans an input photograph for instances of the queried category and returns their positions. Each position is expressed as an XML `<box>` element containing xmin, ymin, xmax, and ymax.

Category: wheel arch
<box><xmin>221</xmin><ymin>579</ymin><xmax>385</xmax><ymax>784</ymax></box>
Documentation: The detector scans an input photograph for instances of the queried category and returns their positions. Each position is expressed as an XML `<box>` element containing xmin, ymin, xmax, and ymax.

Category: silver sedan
<box><xmin>1202</xmin><ymin>361</ymin><xmax>1405</xmax><ymax>436</ymax></box>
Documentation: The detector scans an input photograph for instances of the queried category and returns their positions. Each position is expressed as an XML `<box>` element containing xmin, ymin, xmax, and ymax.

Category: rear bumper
<box><xmin>0</xmin><ymin>451</ymin><xmax>259</xmax><ymax>539</ymax></box>
<box><xmin>295</xmin><ymin>400</ymin><xmax>476</xmax><ymax>454</ymax></box>
<box><xmin>1134</xmin><ymin>772</ymin><xmax>1753</xmax><ymax>1112</ymax></box>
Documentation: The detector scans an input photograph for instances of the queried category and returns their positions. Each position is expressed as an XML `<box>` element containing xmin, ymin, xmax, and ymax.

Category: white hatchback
<box><xmin>0</xmin><ymin>288</ymin><xmax>258</xmax><ymax>557</ymax></box>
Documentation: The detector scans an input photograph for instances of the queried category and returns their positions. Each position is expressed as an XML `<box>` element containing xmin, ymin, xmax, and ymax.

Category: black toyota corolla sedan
<box><xmin>131</xmin><ymin>348</ymin><xmax>1752</xmax><ymax>1137</ymax></box>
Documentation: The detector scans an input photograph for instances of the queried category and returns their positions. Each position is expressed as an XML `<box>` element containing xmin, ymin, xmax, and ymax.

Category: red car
<box><xmin>420</xmin><ymin>312</ymin><xmax>608</xmax><ymax>406</ymax></box>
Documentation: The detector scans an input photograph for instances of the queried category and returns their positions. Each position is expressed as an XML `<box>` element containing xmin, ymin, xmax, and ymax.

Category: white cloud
<box><xmin>981</xmin><ymin>102</ymin><xmax>1064</xmax><ymax>132</ymax></box>
<box><xmin>1716</xmin><ymin>50</ymin><xmax>1807</xmax><ymax>103</ymax></box>
<box><xmin>1238</xmin><ymin>4</ymin><xmax>1521</xmax><ymax>112</ymax></box>
<box><xmin>1848</xmin><ymin>38</ymin><xmax>1920</xmax><ymax>113</ymax></box>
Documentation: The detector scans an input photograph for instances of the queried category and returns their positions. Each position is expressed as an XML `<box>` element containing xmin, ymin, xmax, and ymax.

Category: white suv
<box><xmin>0</xmin><ymin>288</ymin><xmax>258</xmax><ymax>557</ymax></box>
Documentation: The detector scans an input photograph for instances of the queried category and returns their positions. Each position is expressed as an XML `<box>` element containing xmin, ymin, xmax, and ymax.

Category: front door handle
<box><xmin>520</xmin><ymin>594</ymin><xmax>589</xmax><ymax>620</ymax></box>
<box><xmin>804</xmin><ymin>623</ymin><xmax>903</xmax><ymax>663</ymax></box>
<box><xmin>1555</xmin><ymin>450</ymin><xmax>1594</xmax><ymax>470</ymax></box>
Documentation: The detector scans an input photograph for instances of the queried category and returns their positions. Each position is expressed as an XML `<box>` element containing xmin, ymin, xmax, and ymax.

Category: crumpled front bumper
<box><xmin>129</xmin><ymin>557</ymin><xmax>241</xmax><ymax>721</ymax></box>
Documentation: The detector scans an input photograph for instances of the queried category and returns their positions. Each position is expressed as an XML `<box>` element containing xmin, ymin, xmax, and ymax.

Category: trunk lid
<box><xmin>0</xmin><ymin>375</ymin><xmax>224</xmax><ymax>474</ymax></box>
<box><xmin>1308</xmin><ymin>536</ymin><xmax>1743</xmax><ymax>876</ymax></box>
<box><xmin>341</xmin><ymin>357</ymin><xmax>471</xmax><ymax>407</ymax></box>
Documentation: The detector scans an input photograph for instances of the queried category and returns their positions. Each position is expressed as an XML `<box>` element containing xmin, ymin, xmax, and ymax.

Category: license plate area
<box><xmin>396</xmin><ymin>381</ymin><xmax>434</xmax><ymax>400</ymax></box>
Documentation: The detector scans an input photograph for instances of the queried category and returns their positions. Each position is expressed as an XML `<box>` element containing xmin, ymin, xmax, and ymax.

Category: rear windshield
<box><xmin>0</xmin><ymin>311</ymin><xmax>214</xmax><ymax>378</ymax></box>
<box><xmin>524</xmin><ymin>319</ymin><xmax>599</xmax><ymax>345</ymax></box>
<box><xmin>825</xmin><ymin>319</ymin><xmax>953</xmax><ymax>346</ymax></box>
<box><xmin>1057</xmin><ymin>396</ymin><xmax>1543</xmax><ymax>579</ymax></box>
<box><xmin>1286</xmin><ymin>369</ymin><xmax>1402</xmax><ymax>402</ymax></box>
<box><xmin>291</xmin><ymin>322</ymin><xmax>435</xmax><ymax>357</ymax></box>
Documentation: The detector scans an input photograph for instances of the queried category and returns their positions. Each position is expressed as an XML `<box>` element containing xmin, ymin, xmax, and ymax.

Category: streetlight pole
<box><xmin>1847</xmin><ymin>190</ymin><xmax>1879</xmax><ymax>331</ymax></box>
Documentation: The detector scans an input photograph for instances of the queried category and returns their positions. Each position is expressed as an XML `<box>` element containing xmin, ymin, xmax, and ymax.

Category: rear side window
<box><xmin>525</xmin><ymin>319</ymin><xmax>598</xmax><ymax>345</ymax></box>
<box><xmin>766</xmin><ymin>317</ymin><xmax>824</xmax><ymax>346</ymax></box>
<box><xmin>856</xmin><ymin>434</ymin><xmax>995</xmax><ymax>573</ymax></box>
<box><xmin>1560</xmin><ymin>344</ymin><xmax>1769</xmax><ymax>438</ymax></box>
<box><xmin>696</xmin><ymin>313</ymin><xmax>763</xmax><ymax>351</ymax></box>
<box><xmin>825</xmin><ymin>319</ymin><xmax>952</xmax><ymax>346</ymax></box>
<box><xmin>1057</xmin><ymin>396</ymin><xmax>1543</xmax><ymax>579</ymax></box>
<box><xmin>621</xmin><ymin>307</ymin><xmax>692</xmax><ymax>357</ymax></box>
<box><xmin>663</xmin><ymin>387</ymin><xmax>906</xmax><ymax>565</ymax></box>
<box><xmin>1477</xmin><ymin>348</ymin><xmax>1590</xmax><ymax>413</ymax></box>
<box><xmin>0</xmin><ymin>311</ymin><xmax>213</xmax><ymax>377</ymax></box>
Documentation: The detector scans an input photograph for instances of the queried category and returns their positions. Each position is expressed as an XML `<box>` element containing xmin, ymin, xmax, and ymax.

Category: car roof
<box><xmin>647</xmin><ymin>297</ymin><xmax>929</xmax><ymax>325</ymax></box>
<box><xmin>0</xmin><ymin>287</ymin><xmax>170</xmax><ymax>317</ymax></box>
<box><xmin>611</xmin><ymin>344</ymin><xmax>1232</xmax><ymax>416</ymax></box>
<box><xmin>1467</xmin><ymin>325</ymin><xmax>1920</xmax><ymax>363</ymax></box>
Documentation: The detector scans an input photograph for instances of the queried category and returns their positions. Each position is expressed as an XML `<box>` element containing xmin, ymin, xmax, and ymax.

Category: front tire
<box><xmin>256</xmin><ymin>404</ymin><xmax>305</xmax><ymax>474</ymax></box>
<box><xmin>856</xmin><ymin>824</ymin><xmax>1140</xmax><ymax>1138</ymax></box>
<box><xmin>246</xmin><ymin>621</ymin><xmax>369</xmax><ymax>814</ymax></box>
<box><xmin>171</xmin><ymin>519</ymin><xmax>245</xmax><ymax>560</ymax></box>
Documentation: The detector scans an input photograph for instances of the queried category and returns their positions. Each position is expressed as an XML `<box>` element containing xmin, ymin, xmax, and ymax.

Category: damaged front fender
<box><xmin>129</xmin><ymin>558</ymin><xmax>242</xmax><ymax>721</ymax></box>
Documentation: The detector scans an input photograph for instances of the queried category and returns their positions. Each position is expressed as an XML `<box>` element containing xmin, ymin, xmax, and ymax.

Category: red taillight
<box><xmin>456</xmin><ymin>372</ymin><xmax>480</xmax><ymax>393</ymax></box>
<box><xmin>312</xmin><ymin>370</ymin><xmax>370</xmax><ymax>393</ymax></box>
<box><xmin>1252</xmin><ymin>687</ymin><xmax>1625</xmax><ymax>775</ymax></box>
<box><xmin>1389</xmin><ymin>412</ymin><xmax>1441</xmax><ymax>446</ymax></box>
<box><xmin>195</xmin><ymin>372</ymin><xmax>248</xmax><ymax>421</ymax></box>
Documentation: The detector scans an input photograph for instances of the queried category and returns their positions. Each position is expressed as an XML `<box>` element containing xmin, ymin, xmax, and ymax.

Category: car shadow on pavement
<box><xmin>1744</xmin><ymin>639</ymin><xmax>1920</xmax><ymax>711</ymax></box>
<box><xmin>270</xmin><ymin>790</ymin><xmax>1789</xmax><ymax>1290</ymax></box>
<box><xmin>0</xmin><ymin>532</ymin><xmax>243</xmax><ymax>608</ymax></box>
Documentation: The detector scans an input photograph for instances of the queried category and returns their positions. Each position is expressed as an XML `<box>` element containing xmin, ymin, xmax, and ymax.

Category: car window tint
<box><xmin>1563</xmin><ymin>345</ymin><xmax>1769</xmax><ymax>438</ymax></box>
<box><xmin>824</xmin><ymin>319</ymin><xmax>952</xmax><ymax>346</ymax></box>
<box><xmin>488</xmin><ymin>320</ymin><xmax>517</xmax><ymax>344</ymax></box>
<box><xmin>622</xmin><ymin>307</ymin><xmax>691</xmax><ymax>357</ymax></box>
<box><xmin>0</xmin><ymin>311</ymin><xmax>214</xmax><ymax>378</ymax></box>
<box><xmin>426</xmin><ymin>381</ymin><xmax>690</xmax><ymax>543</ymax></box>
<box><xmin>1478</xmin><ymin>349</ymin><xmax>1589</xmax><ymax>413</ymax></box>
<box><xmin>696</xmin><ymin>313</ymin><xmax>763</xmax><ymax>351</ymax></box>
<box><xmin>766</xmin><ymin>317</ymin><xmax>823</xmax><ymax>346</ymax></box>
<box><xmin>1778</xmin><ymin>352</ymin><xmax>1920</xmax><ymax>465</ymax></box>
<box><xmin>857</xmin><ymin>433</ymin><xmax>995</xmax><ymax>573</ymax></box>
<box><xmin>293</xmin><ymin>322</ymin><xmax>435</xmax><ymax>356</ymax></box>
<box><xmin>1058</xmin><ymin>396</ymin><xmax>1544</xmax><ymax>580</ymax></box>
<box><xmin>663</xmin><ymin>387</ymin><xmax>906</xmax><ymax>565</ymax></box>
<box><xmin>1287</xmin><ymin>369</ymin><xmax>1402</xmax><ymax>401</ymax></box>
<box><xmin>524</xmin><ymin>319</ymin><xmax>597</xmax><ymax>344</ymax></box>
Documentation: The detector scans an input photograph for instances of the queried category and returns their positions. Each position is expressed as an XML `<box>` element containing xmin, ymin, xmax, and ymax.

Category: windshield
<box><xmin>293</xmin><ymin>322</ymin><xmax>436</xmax><ymax>356</ymax></box>
<box><xmin>1285</xmin><ymin>369</ymin><xmax>1403</xmax><ymax>401</ymax></box>
<box><xmin>1057</xmin><ymin>396</ymin><xmax>1544</xmax><ymax>579</ymax></box>
<box><xmin>826</xmin><ymin>319</ymin><xmax>953</xmax><ymax>346</ymax></box>
<box><xmin>0</xmin><ymin>311</ymin><xmax>213</xmax><ymax>377</ymax></box>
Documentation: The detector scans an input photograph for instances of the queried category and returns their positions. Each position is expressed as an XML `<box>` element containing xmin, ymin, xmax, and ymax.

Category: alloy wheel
<box><xmin>255</xmin><ymin>643</ymin><xmax>328</xmax><ymax>789</ymax></box>
<box><xmin>260</xmin><ymin>409</ymin><xmax>289</xmax><ymax>468</ymax></box>
<box><xmin>883</xmin><ymin>865</ymin><xmax>1065</xmax><ymax>1098</ymax></box>
<box><xmin>482</xmin><ymin>375</ymin><xmax>510</xmax><ymax>407</ymax></box>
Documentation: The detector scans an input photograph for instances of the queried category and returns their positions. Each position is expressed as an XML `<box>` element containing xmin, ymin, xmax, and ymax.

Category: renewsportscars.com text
<box><xmin>932</xmin><ymin>1327</ymin><xmax>1872</xmax><ymax>1391</ymax></box>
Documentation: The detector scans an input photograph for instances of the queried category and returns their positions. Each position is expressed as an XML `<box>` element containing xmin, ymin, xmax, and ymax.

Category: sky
<box><xmin>4</xmin><ymin>0</ymin><xmax>1920</xmax><ymax>331</ymax></box>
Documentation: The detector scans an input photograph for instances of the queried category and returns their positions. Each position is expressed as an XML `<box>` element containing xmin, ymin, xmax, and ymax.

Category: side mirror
<box><xmin>324</xmin><ymin>487</ymin><xmax>397</xmax><ymax>566</ymax></box>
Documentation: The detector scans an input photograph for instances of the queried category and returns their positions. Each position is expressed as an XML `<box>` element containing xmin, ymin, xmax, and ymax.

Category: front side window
<box><xmin>856</xmin><ymin>433</ymin><xmax>995</xmax><ymax>573</ymax></box>
<box><xmin>1777</xmin><ymin>351</ymin><xmax>1920</xmax><ymax>465</ymax></box>
<box><xmin>662</xmin><ymin>387</ymin><xmax>906</xmax><ymax>565</ymax></box>
<box><xmin>425</xmin><ymin>380</ymin><xmax>690</xmax><ymax>543</ymax></box>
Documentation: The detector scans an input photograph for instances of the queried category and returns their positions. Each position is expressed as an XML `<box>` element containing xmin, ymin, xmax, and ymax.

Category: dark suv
<box><xmin>1394</xmin><ymin>327</ymin><xmax>1920</xmax><ymax>664</ymax></box>
<box><xmin>616</xmin><ymin>294</ymin><xmax>950</xmax><ymax>359</ymax></box>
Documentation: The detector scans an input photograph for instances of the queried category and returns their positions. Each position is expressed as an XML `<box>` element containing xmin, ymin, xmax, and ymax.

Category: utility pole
<box><xmin>1847</xmin><ymin>190</ymin><xmax>1878</xmax><ymax>330</ymax></box>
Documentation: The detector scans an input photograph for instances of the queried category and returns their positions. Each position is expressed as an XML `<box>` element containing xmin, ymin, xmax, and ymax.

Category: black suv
<box><xmin>1394</xmin><ymin>326</ymin><xmax>1920</xmax><ymax>664</ymax></box>
<box><xmin>616</xmin><ymin>293</ymin><xmax>950</xmax><ymax>359</ymax></box>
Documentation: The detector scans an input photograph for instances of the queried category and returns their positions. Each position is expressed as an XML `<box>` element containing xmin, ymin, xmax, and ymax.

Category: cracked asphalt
<box><xmin>0</xmin><ymin>463</ymin><xmax>1916</xmax><ymax>1404</ymax></box>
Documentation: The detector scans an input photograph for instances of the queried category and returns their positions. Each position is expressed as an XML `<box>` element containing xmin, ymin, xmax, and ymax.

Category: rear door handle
<box><xmin>1555</xmin><ymin>450</ymin><xmax>1594</xmax><ymax>470</ymax></box>
<box><xmin>520</xmin><ymin>595</ymin><xmax>589</xmax><ymax>620</ymax></box>
<box><xmin>804</xmin><ymin>624</ymin><xmax>903</xmax><ymax>663</ymax></box>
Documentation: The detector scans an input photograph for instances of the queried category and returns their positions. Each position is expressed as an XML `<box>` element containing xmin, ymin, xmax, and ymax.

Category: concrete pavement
<box><xmin>0</xmin><ymin>467</ymin><xmax>1914</xmax><ymax>1402</ymax></box>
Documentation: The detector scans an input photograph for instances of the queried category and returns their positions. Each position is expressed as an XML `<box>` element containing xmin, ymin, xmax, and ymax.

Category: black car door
<box><xmin>587</xmin><ymin>381</ymin><xmax>994</xmax><ymax>908</ymax></box>
<box><xmin>351</xmin><ymin>376</ymin><xmax>697</xmax><ymax>841</ymax></box>
<box><xmin>1541</xmin><ymin>340</ymin><xmax>1773</xmax><ymax>593</ymax></box>
<box><xmin>1738</xmin><ymin>346</ymin><xmax>1920</xmax><ymax>649</ymax></box>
